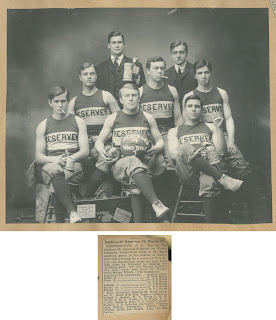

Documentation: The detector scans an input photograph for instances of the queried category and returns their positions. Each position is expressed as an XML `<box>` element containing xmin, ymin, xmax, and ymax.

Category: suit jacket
<box><xmin>96</xmin><ymin>55</ymin><xmax>146</xmax><ymax>104</ymax></box>
<box><xmin>164</xmin><ymin>61</ymin><xmax>197</xmax><ymax>108</ymax></box>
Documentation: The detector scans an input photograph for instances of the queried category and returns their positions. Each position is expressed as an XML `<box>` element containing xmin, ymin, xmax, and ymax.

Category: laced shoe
<box><xmin>152</xmin><ymin>200</ymin><xmax>171</xmax><ymax>219</ymax></box>
<box><xmin>218</xmin><ymin>174</ymin><xmax>243</xmax><ymax>192</ymax></box>
<box><xmin>70</xmin><ymin>211</ymin><xmax>82</xmax><ymax>223</ymax></box>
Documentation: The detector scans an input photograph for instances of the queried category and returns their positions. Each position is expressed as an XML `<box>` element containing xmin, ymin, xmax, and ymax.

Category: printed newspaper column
<box><xmin>102</xmin><ymin>237</ymin><xmax>169</xmax><ymax>316</ymax></box>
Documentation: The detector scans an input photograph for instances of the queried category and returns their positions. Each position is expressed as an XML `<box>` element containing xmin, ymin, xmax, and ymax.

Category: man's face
<box><xmin>48</xmin><ymin>92</ymin><xmax>68</xmax><ymax>115</ymax></box>
<box><xmin>107</xmin><ymin>35</ymin><xmax>124</xmax><ymax>56</ymax></box>
<box><xmin>147</xmin><ymin>61</ymin><xmax>165</xmax><ymax>82</ymax></box>
<box><xmin>194</xmin><ymin>66</ymin><xmax>212</xmax><ymax>86</ymax></box>
<box><xmin>184</xmin><ymin>99</ymin><xmax>202</xmax><ymax>121</ymax></box>
<box><xmin>171</xmin><ymin>45</ymin><xmax>187</xmax><ymax>65</ymax></box>
<box><xmin>120</xmin><ymin>88</ymin><xmax>140</xmax><ymax>111</ymax></box>
<box><xmin>79</xmin><ymin>66</ymin><xmax>97</xmax><ymax>88</ymax></box>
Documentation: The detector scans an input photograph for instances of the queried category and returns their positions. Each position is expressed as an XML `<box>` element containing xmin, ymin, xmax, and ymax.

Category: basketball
<box><xmin>120</xmin><ymin>132</ymin><xmax>151</xmax><ymax>159</ymax></box>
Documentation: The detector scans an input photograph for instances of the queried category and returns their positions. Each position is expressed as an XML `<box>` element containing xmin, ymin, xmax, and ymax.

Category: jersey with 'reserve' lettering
<box><xmin>74</xmin><ymin>89</ymin><xmax>111</xmax><ymax>136</ymax></box>
<box><xmin>112</xmin><ymin>110</ymin><xmax>150</xmax><ymax>147</ymax></box>
<box><xmin>193</xmin><ymin>87</ymin><xmax>226</xmax><ymax>131</ymax></box>
<box><xmin>177</xmin><ymin>121</ymin><xmax>221</xmax><ymax>164</ymax></box>
<box><xmin>45</xmin><ymin>114</ymin><xmax>79</xmax><ymax>156</ymax></box>
<box><xmin>139</xmin><ymin>83</ymin><xmax>174</xmax><ymax>128</ymax></box>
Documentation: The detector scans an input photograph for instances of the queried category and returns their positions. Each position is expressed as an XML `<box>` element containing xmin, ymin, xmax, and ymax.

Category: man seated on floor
<box><xmin>168</xmin><ymin>95</ymin><xmax>244</xmax><ymax>223</ymax></box>
<box><xmin>68</xmin><ymin>62</ymin><xmax>120</xmax><ymax>198</ymax></box>
<box><xmin>35</xmin><ymin>85</ymin><xmax>89</xmax><ymax>223</ymax></box>
<box><xmin>94</xmin><ymin>83</ymin><xmax>170</xmax><ymax>222</ymax></box>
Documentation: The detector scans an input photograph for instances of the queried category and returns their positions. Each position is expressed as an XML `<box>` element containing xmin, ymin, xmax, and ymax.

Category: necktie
<box><xmin>114</xmin><ymin>58</ymin><xmax>119</xmax><ymax>70</ymax></box>
<box><xmin>177</xmin><ymin>67</ymin><xmax>182</xmax><ymax>74</ymax></box>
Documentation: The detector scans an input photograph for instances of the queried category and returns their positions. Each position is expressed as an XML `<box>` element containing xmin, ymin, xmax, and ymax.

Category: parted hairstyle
<box><xmin>48</xmin><ymin>85</ymin><xmax>70</xmax><ymax>102</ymax></box>
<box><xmin>108</xmin><ymin>31</ymin><xmax>125</xmax><ymax>43</ymax></box>
<box><xmin>79</xmin><ymin>63</ymin><xmax>97</xmax><ymax>76</ymax></box>
<box><xmin>193</xmin><ymin>60</ymin><xmax>213</xmax><ymax>74</ymax></box>
<box><xmin>146</xmin><ymin>56</ymin><xmax>166</xmax><ymax>70</ymax></box>
<box><xmin>184</xmin><ymin>94</ymin><xmax>203</xmax><ymax>108</ymax></box>
<box><xmin>119</xmin><ymin>83</ymin><xmax>140</xmax><ymax>98</ymax></box>
<box><xmin>170</xmin><ymin>40</ymin><xmax>188</xmax><ymax>53</ymax></box>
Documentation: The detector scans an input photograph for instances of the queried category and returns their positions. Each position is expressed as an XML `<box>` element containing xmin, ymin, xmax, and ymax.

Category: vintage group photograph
<box><xmin>6</xmin><ymin>7</ymin><xmax>272</xmax><ymax>225</ymax></box>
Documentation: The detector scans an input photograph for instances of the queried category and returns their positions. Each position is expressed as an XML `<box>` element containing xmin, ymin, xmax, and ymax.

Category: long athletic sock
<box><xmin>190</xmin><ymin>155</ymin><xmax>222</xmax><ymax>181</ymax></box>
<box><xmin>84</xmin><ymin>168</ymin><xmax>107</xmax><ymax>198</ymax></box>
<box><xmin>132</xmin><ymin>172</ymin><xmax>159</xmax><ymax>204</ymax></box>
<box><xmin>131</xmin><ymin>194</ymin><xmax>144</xmax><ymax>223</ymax></box>
<box><xmin>52</xmin><ymin>193</ymin><xmax>66</xmax><ymax>223</ymax></box>
<box><xmin>51</xmin><ymin>173</ymin><xmax>74</xmax><ymax>214</ymax></box>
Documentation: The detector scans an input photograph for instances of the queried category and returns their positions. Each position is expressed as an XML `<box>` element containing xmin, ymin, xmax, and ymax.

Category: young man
<box><xmin>168</xmin><ymin>95</ymin><xmax>243</xmax><ymax>222</ymax></box>
<box><xmin>36</xmin><ymin>86</ymin><xmax>89</xmax><ymax>223</ymax></box>
<box><xmin>139</xmin><ymin>56</ymin><xmax>183</xmax><ymax>170</ymax></box>
<box><xmin>183</xmin><ymin>60</ymin><xmax>252</xmax><ymax>180</ymax></box>
<box><xmin>68</xmin><ymin>63</ymin><xmax>120</xmax><ymax>198</ymax></box>
<box><xmin>164</xmin><ymin>41</ymin><xmax>197</xmax><ymax>106</ymax></box>
<box><xmin>96</xmin><ymin>31</ymin><xmax>146</xmax><ymax>107</ymax></box>
<box><xmin>95</xmin><ymin>83</ymin><xmax>170</xmax><ymax>222</ymax></box>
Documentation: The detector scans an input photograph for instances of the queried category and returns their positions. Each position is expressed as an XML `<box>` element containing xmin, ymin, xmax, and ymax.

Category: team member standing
<box><xmin>168</xmin><ymin>95</ymin><xmax>243</xmax><ymax>222</ymax></box>
<box><xmin>139</xmin><ymin>56</ymin><xmax>183</xmax><ymax>170</ymax></box>
<box><xmin>95</xmin><ymin>83</ymin><xmax>170</xmax><ymax>222</ymax></box>
<box><xmin>164</xmin><ymin>41</ymin><xmax>197</xmax><ymax>107</ymax></box>
<box><xmin>96</xmin><ymin>31</ymin><xmax>146</xmax><ymax>107</ymax></box>
<box><xmin>36</xmin><ymin>86</ymin><xmax>89</xmax><ymax>223</ymax></box>
<box><xmin>68</xmin><ymin>63</ymin><xmax>120</xmax><ymax>198</ymax></box>
<box><xmin>183</xmin><ymin>60</ymin><xmax>252</xmax><ymax>180</ymax></box>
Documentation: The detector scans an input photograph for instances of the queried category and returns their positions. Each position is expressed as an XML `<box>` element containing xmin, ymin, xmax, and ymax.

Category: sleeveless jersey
<box><xmin>177</xmin><ymin>122</ymin><xmax>221</xmax><ymax>164</ymax></box>
<box><xmin>193</xmin><ymin>87</ymin><xmax>225</xmax><ymax>129</ymax></box>
<box><xmin>74</xmin><ymin>90</ymin><xmax>111</xmax><ymax>135</ymax></box>
<box><xmin>112</xmin><ymin>110</ymin><xmax>150</xmax><ymax>147</ymax></box>
<box><xmin>139</xmin><ymin>83</ymin><xmax>174</xmax><ymax>128</ymax></box>
<box><xmin>45</xmin><ymin>114</ymin><xmax>79</xmax><ymax>156</ymax></box>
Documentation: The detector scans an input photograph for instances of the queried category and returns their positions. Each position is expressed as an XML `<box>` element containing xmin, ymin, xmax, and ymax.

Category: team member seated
<box><xmin>35</xmin><ymin>86</ymin><xmax>89</xmax><ymax>223</ymax></box>
<box><xmin>95</xmin><ymin>83</ymin><xmax>170</xmax><ymax>222</ymax></box>
<box><xmin>168</xmin><ymin>95</ymin><xmax>243</xmax><ymax>223</ymax></box>
<box><xmin>68</xmin><ymin>62</ymin><xmax>120</xmax><ymax>198</ymax></box>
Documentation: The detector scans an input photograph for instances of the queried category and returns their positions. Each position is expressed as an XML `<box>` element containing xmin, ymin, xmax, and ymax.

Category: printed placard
<box><xmin>113</xmin><ymin>208</ymin><xmax>132</xmax><ymax>223</ymax></box>
<box><xmin>77</xmin><ymin>204</ymin><xmax>96</xmax><ymax>219</ymax></box>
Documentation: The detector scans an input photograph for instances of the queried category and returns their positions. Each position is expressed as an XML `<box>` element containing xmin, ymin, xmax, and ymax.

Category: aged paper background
<box><xmin>0</xmin><ymin>0</ymin><xmax>275</xmax><ymax>231</ymax></box>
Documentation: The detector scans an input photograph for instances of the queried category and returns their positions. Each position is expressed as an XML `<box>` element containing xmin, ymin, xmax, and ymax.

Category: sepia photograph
<box><xmin>6</xmin><ymin>7</ymin><xmax>272</xmax><ymax>226</ymax></box>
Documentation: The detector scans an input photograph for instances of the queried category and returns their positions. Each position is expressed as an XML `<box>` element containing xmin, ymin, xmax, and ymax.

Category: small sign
<box><xmin>77</xmin><ymin>204</ymin><xmax>96</xmax><ymax>219</ymax></box>
<box><xmin>113</xmin><ymin>208</ymin><xmax>132</xmax><ymax>223</ymax></box>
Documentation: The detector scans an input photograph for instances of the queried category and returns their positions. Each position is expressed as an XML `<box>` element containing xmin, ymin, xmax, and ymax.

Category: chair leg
<box><xmin>43</xmin><ymin>193</ymin><xmax>53</xmax><ymax>223</ymax></box>
<box><xmin>171</xmin><ymin>185</ymin><xmax>183</xmax><ymax>223</ymax></box>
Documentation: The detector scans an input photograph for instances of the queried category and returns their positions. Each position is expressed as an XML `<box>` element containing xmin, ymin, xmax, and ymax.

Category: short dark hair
<box><xmin>146</xmin><ymin>56</ymin><xmax>166</xmax><ymax>70</ymax></box>
<box><xmin>79</xmin><ymin>63</ymin><xmax>97</xmax><ymax>76</ymax></box>
<box><xmin>119</xmin><ymin>83</ymin><xmax>139</xmax><ymax>98</ymax></box>
<box><xmin>184</xmin><ymin>94</ymin><xmax>203</xmax><ymax>108</ymax></box>
<box><xmin>193</xmin><ymin>60</ymin><xmax>213</xmax><ymax>74</ymax></box>
<box><xmin>48</xmin><ymin>86</ymin><xmax>69</xmax><ymax>102</ymax></box>
<box><xmin>108</xmin><ymin>31</ymin><xmax>125</xmax><ymax>43</ymax></box>
<box><xmin>170</xmin><ymin>40</ymin><xmax>188</xmax><ymax>53</ymax></box>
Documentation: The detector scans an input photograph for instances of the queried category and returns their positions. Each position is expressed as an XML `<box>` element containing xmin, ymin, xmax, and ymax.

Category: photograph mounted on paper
<box><xmin>6</xmin><ymin>8</ymin><xmax>271</xmax><ymax>225</ymax></box>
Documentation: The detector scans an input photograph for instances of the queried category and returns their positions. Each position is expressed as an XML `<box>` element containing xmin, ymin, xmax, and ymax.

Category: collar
<box><xmin>111</xmin><ymin>54</ymin><xmax>124</xmax><ymax>62</ymax></box>
<box><xmin>174</xmin><ymin>61</ymin><xmax>187</xmax><ymax>73</ymax></box>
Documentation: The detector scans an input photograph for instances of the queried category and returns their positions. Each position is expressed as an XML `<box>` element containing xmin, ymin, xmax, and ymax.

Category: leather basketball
<box><xmin>120</xmin><ymin>132</ymin><xmax>151</xmax><ymax>159</ymax></box>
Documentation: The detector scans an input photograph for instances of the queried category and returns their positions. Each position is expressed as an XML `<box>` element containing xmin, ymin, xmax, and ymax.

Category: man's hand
<box><xmin>132</xmin><ymin>65</ymin><xmax>140</xmax><ymax>76</ymax></box>
<box><xmin>227</xmin><ymin>140</ymin><xmax>237</xmax><ymax>155</ymax></box>
<box><xmin>91</xmin><ymin>135</ymin><xmax>99</xmax><ymax>143</ymax></box>
<box><xmin>212</xmin><ymin>114</ymin><xmax>224</xmax><ymax>128</ymax></box>
<box><xmin>143</xmin><ymin>145</ymin><xmax>156</xmax><ymax>162</ymax></box>
<box><xmin>50</xmin><ymin>154</ymin><xmax>67</xmax><ymax>167</ymax></box>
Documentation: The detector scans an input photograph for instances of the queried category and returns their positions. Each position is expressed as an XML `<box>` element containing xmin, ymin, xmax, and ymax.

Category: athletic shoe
<box><xmin>70</xmin><ymin>211</ymin><xmax>82</xmax><ymax>223</ymax></box>
<box><xmin>152</xmin><ymin>200</ymin><xmax>171</xmax><ymax>219</ymax></box>
<box><xmin>218</xmin><ymin>174</ymin><xmax>243</xmax><ymax>192</ymax></box>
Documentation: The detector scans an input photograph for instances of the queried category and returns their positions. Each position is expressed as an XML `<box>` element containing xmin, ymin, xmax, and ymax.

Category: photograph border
<box><xmin>1</xmin><ymin>0</ymin><xmax>275</xmax><ymax>231</ymax></box>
